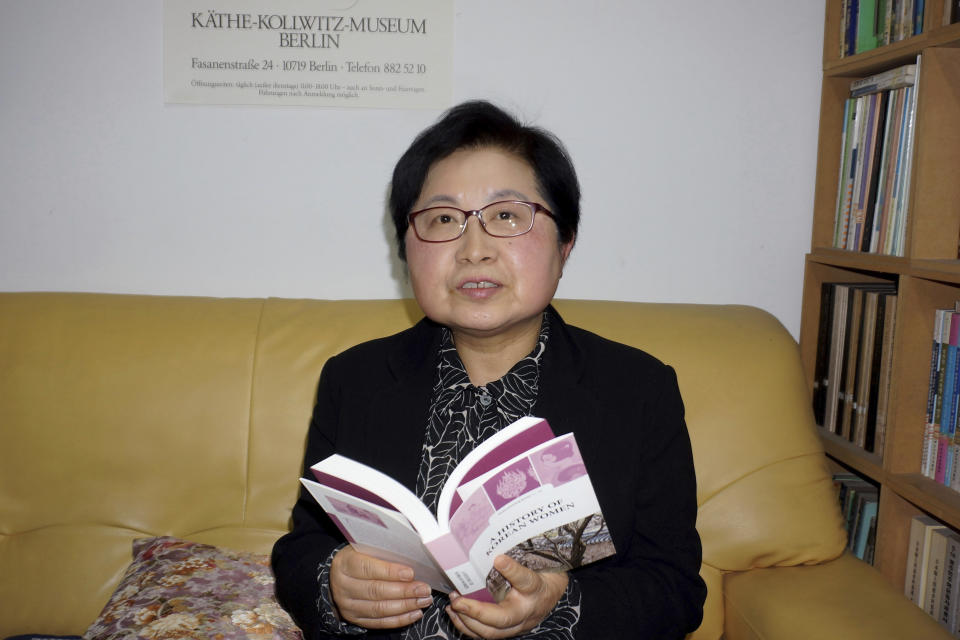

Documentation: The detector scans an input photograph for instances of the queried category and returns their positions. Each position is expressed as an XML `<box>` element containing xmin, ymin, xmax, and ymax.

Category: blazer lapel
<box><xmin>535</xmin><ymin>307</ymin><xmax>607</xmax><ymax>473</ymax></box>
<box><xmin>370</xmin><ymin>318</ymin><xmax>443</xmax><ymax>492</ymax></box>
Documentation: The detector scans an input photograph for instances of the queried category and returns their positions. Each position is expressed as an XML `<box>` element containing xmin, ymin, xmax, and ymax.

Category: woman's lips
<box><xmin>458</xmin><ymin>280</ymin><xmax>501</xmax><ymax>297</ymax></box>
<box><xmin>461</xmin><ymin>281</ymin><xmax>499</xmax><ymax>289</ymax></box>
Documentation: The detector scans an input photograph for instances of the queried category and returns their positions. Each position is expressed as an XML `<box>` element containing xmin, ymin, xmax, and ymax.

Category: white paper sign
<box><xmin>163</xmin><ymin>0</ymin><xmax>453</xmax><ymax>108</ymax></box>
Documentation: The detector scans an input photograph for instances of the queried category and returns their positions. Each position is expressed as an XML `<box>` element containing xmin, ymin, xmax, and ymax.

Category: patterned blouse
<box><xmin>318</xmin><ymin>313</ymin><xmax>581</xmax><ymax>639</ymax></box>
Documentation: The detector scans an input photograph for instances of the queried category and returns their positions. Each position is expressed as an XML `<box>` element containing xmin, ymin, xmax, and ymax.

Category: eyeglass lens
<box><xmin>414</xmin><ymin>202</ymin><xmax>534</xmax><ymax>241</ymax></box>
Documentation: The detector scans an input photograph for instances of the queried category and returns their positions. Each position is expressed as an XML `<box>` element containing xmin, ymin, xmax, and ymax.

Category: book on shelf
<box><xmin>814</xmin><ymin>281</ymin><xmax>897</xmax><ymax>457</ymax></box>
<box><xmin>926</xmin><ymin>526</ymin><xmax>952</xmax><ymax>619</ymax></box>
<box><xmin>300</xmin><ymin>416</ymin><xmax>615</xmax><ymax>602</ymax></box>
<box><xmin>831</xmin><ymin>58</ymin><xmax>921</xmax><ymax>256</ymax></box>
<box><xmin>834</xmin><ymin>473</ymin><xmax>880</xmax><ymax>564</ymax></box>
<box><xmin>906</xmin><ymin>515</ymin><xmax>948</xmax><ymax>606</ymax></box>
<box><xmin>860</xmin><ymin>289</ymin><xmax>895</xmax><ymax>451</ymax></box>
<box><xmin>857</xmin><ymin>0</ymin><xmax>881</xmax><ymax>54</ymax></box>
<box><xmin>922</xmin><ymin>303</ymin><xmax>960</xmax><ymax>490</ymax></box>
<box><xmin>944</xmin><ymin>532</ymin><xmax>960</xmax><ymax>632</ymax></box>
<box><xmin>841</xmin><ymin>0</ymin><xmax>925</xmax><ymax>58</ymax></box>
<box><xmin>945</xmin><ymin>0</ymin><xmax>960</xmax><ymax>25</ymax></box>
<box><xmin>850</xmin><ymin>63</ymin><xmax>917</xmax><ymax>97</ymax></box>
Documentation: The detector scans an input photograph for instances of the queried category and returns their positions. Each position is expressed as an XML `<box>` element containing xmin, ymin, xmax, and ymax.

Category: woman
<box><xmin>272</xmin><ymin>101</ymin><xmax>706</xmax><ymax>639</ymax></box>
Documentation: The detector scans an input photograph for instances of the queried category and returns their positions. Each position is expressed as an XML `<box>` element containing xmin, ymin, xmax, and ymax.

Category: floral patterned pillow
<box><xmin>82</xmin><ymin>536</ymin><xmax>302</xmax><ymax>640</ymax></box>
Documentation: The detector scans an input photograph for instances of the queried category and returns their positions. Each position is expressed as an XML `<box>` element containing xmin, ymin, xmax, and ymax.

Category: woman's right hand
<box><xmin>330</xmin><ymin>545</ymin><xmax>434</xmax><ymax>629</ymax></box>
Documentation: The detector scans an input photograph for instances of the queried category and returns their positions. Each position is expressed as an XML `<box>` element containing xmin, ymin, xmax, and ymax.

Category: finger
<box><xmin>350</xmin><ymin>607</ymin><xmax>425</xmax><ymax>630</ymax></box>
<box><xmin>492</xmin><ymin>555</ymin><xmax>540</xmax><ymax>593</ymax></box>
<box><xmin>338</xmin><ymin>547</ymin><xmax>416</xmax><ymax>582</ymax></box>
<box><xmin>340</xmin><ymin>590</ymin><xmax>434</xmax><ymax>616</ymax></box>
<box><xmin>339</xmin><ymin>572</ymin><xmax>433</xmax><ymax>604</ymax></box>
<box><xmin>448</xmin><ymin>593</ymin><xmax>518</xmax><ymax>632</ymax></box>
<box><xmin>445</xmin><ymin>605</ymin><xmax>484</xmax><ymax>639</ymax></box>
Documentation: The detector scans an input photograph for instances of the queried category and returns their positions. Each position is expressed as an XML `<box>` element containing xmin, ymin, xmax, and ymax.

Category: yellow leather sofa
<box><xmin>0</xmin><ymin>292</ymin><xmax>946</xmax><ymax>639</ymax></box>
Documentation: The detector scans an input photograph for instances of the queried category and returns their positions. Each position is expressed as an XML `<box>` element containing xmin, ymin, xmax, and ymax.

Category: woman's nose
<box><xmin>456</xmin><ymin>216</ymin><xmax>496</xmax><ymax>262</ymax></box>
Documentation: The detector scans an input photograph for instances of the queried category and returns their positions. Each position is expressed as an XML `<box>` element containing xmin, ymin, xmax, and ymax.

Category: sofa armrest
<box><xmin>723</xmin><ymin>553</ymin><xmax>950</xmax><ymax>640</ymax></box>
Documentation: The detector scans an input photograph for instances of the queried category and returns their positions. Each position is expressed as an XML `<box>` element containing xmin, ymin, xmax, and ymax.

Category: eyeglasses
<box><xmin>407</xmin><ymin>200</ymin><xmax>555</xmax><ymax>243</ymax></box>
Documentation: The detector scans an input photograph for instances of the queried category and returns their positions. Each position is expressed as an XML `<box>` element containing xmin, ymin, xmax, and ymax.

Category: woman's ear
<box><xmin>559</xmin><ymin>233</ymin><xmax>576</xmax><ymax>271</ymax></box>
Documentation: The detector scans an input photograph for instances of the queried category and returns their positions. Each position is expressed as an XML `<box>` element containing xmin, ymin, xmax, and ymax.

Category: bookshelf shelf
<box><xmin>800</xmin><ymin>0</ymin><xmax>960</xmax><ymax>596</ymax></box>
<box><xmin>821</xmin><ymin>429</ymin><xmax>886</xmax><ymax>478</ymax></box>
<box><xmin>887</xmin><ymin>474</ymin><xmax>960</xmax><ymax>529</ymax></box>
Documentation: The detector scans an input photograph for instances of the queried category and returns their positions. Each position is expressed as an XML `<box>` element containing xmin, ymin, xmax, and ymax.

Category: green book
<box><xmin>856</xmin><ymin>0</ymin><xmax>880</xmax><ymax>53</ymax></box>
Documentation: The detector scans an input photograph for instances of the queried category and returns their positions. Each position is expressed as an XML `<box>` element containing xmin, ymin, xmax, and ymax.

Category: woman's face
<box><xmin>405</xmin><ymin>146</ymin><xmax>574</xmax><ymax>342</ymax></box>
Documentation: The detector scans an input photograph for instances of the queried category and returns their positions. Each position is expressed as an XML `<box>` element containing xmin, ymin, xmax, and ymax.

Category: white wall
<box><xmin>0</xmin><ymin>1</ymin><xmax>824</xmax><ymax>338</ymax></box>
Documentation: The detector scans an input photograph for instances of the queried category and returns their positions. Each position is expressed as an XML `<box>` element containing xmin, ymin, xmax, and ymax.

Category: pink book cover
<box><xmin>445</xmin><ymin>419</ymin><xmax>555</xmax><ymax>518</ymax></box>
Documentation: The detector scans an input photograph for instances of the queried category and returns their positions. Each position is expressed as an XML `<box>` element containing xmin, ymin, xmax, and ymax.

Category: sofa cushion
<box><xmin>723</xmin><ymin>553</ymin><xmax>951</xmax><ymax>639</ymax></box>
<box><xmin>81</xmin><ymin>537</ymin><xmax>302</xmax><ymax>640</ymax></box>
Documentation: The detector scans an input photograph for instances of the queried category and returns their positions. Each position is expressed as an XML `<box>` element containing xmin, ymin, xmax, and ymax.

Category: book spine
<box><xmin>853</xmin><ymin>497</ymin><xmax>878</xmax><ymax>558</ymax></box>
<box><xmin>893</xmin><ymin>83</ymin><xmax>918</xmax><ymax>255</ymax></box>
<box><xmin>861</xmin><ymin>91</ymin><xmax>890</xmax><ymax>252</ymax></box>
<box><xmin>857</xmin><ymin>0</ymin><xmax>880</xmax><ymax>53</ymax></box>
<box><xmin>875</xmin><ymin>88</ymin><xmax>905</xmax><ymax>252</ymax></box>
<box><xmin>873</xmin><ymin>292</ymin><xmax>898</xmax><ymax>455</ymax></box>
<box><xmin>907</xmin><ymin>516</ymin><xmax>925</xmax><ymax>602</ymax></box>
<box><xmin>947</xmin><ymin>535</ymin><xmax>960</xmax><ymax>632</ymax></box>
<box><xmin>939</xmin><ymin>317</ymin><xmax>959</xmax><ymax>483</ymax></box>
<box><xmin>925</xmin><ymin>310</ymin><xmax>946</xmax><ymax>477</ymax></box>
<box><xmin>423</xmin><ymin>533</ymin><xmax>489</xmax><ymax>601</ymax></box>
<box><xmin>948</xmin><ymin>318</ymin><xmax>960</xmax><ymax>486</ymax></box>
<box><xmin>927</xmin><ymin>529</ymin><xmax>949</xmax><ymax>617</ymax></box>
<box><xmin>813</xmin><ymin>283</ymin><xmax>836</xmax><ymax>425</ymax></box>
<box><xmin>834</xmin><ymin>99</ymin><xmax>855</xmax><ymax>248</ymax></box>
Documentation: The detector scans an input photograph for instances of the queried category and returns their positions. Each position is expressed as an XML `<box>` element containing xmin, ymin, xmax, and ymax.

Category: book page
<box><xmin>301</xmin><ymin>478</ymin><xmax>453</xmax><ymax>592</ymax></box>
<box><xmin>311</xmin><ymin>453</ymin><xmax>441</xmax><ymax>538</ymax></box>
<box><xmin>436</xmin><ymin>416</ymin><xmax>555</xmax><ymax>527</ymax></box>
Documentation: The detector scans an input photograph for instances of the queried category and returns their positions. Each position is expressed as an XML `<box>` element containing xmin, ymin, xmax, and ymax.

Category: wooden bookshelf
<box><xmin>799</xmin><ymin>0</ymin><xmax>960</xmax><ymax>593</ymax></box>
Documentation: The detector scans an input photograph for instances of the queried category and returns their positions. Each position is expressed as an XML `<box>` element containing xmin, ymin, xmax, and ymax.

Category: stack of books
<box><xmin>831</xmin><ymin>61</ymin><xmax>919</xmax><ymax>256</ymax></box>
<box><xmin>813</xmin><ymin>281</ymin><xmax>898</xmax><ymax>455</ymax></box>
<box><xmin>921</xmin><ymin>304</ymin><xmax>960</xmax><ymax>490</ymax></box>
<box><xmin>834</xmin><ymin>472</ymin><xmax>879</xmax><ymax>564</ymax></box>
<box><xmin>906</xmin><ymin>514</ymin><xmax>960</xmax><ymax>631</ymax></box>
<box><xmin>840</xmin><ymin>0</ymin><xmax>925</xmax><ymax>57</ymax></box>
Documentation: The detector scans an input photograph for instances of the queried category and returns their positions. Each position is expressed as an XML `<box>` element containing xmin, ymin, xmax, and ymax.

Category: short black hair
<box><xmin>389</xmin><ymin>100</ymin><xmax>580</xmax><ymax>261</ymax></box>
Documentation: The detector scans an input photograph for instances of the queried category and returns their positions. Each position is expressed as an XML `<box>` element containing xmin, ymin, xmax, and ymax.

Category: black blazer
<box><xmin>272</xmin><ymin>307</ymin><xmax>705</xmax><ymax>639</ymax></box>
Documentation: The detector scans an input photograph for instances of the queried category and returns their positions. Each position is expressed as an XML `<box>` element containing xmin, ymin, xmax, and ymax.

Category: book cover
<box><xmin>301</xmin><ymin>416</ymin><xmax>615</xmax><ymax>602</ymax></box>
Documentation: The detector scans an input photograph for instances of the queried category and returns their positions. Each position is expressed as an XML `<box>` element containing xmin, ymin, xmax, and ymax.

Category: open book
<box><xmin>301</xmin><ymin>416</ymin><xmax>615</xmax><ymax>602</ymax></box>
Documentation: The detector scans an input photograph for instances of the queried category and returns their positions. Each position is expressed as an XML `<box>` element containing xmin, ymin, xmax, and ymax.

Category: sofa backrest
<box><xmin>0</xmin><ymin>293</ymin><xmax>845</xmax><ymax>636</ymax></box>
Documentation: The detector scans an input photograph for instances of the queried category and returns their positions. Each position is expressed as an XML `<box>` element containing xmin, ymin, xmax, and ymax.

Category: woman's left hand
<box><xmin>445</xmin><ymin>555</ymin><xmax>569</xmax><ymax>639</ymax></box>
